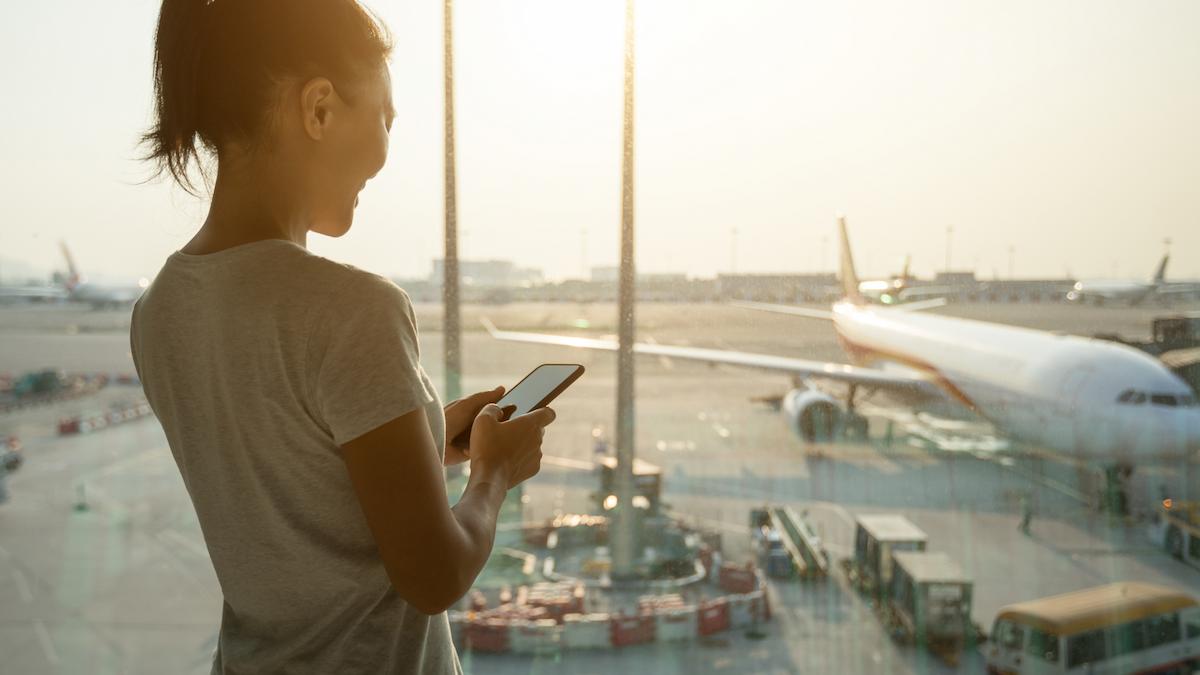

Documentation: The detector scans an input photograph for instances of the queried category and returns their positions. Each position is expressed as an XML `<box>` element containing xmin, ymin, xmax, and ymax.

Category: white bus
<box><xmin>987</xmin><ymin>582</ymin><xmax>1200</xmax><ymax>674</ymax></box>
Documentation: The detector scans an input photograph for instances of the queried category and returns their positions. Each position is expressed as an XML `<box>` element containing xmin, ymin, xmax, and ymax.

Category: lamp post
<box><xmin>611</xmin><ymin>0</ymin><xmax>638</xmax><ymax>580</ymax></box>
<box><xmin>443</xmin><ymin>0</ymin><xmax>462</xmax><ymax>402</ymax></box>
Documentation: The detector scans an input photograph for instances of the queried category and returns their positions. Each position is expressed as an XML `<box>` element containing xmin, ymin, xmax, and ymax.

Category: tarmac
<box><xmin>1</xmin><ymin>300</ymin><xmax>1198</xmax><ymax>674</ymax></box>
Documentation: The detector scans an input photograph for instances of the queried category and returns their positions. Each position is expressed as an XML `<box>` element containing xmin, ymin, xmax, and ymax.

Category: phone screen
<box><xmin>450</xmin><ymin>364</ymin><xmax>583</xmax><ymax>450</ymax></box>
<box><xmin>498</xmin><ymin>364</ymin><xmax>583</xmax><ymax>418</ymax></box>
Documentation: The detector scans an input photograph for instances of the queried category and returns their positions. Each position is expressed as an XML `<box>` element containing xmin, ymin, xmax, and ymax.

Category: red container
<box><xmin>609</xmin><ymin>614</ymin><xmax>655</xmax><ymax>647</ymax></box>
<box><xmin>58</xmin><ymin>417</ymin><xmax>80</xmax><ymax>436</ymax></box>
<box><xmin>718</xmin><ymin>563</ymin><xmax>758</xmax><ymax>594</ymax></box>
<box><xmin>466</xmin><ymin>619</ymin><xmax>510</xmax><ymax>653</ymax></box>
<box><xmin>697</xmin><ymin>598</ymin><xmax>730</xmax><ymax>636</ymax></box>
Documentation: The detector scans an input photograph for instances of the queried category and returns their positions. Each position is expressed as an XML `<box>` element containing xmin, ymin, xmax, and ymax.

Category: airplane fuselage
<box><xmin>831</xmin><ymin>302</ymin><xmax>1200</xmax><ymax>463</ymax></box>
<box><xmin>1066</xmin><ymin>280</ymin><xmax>1156</xmax><ymax>305</ymax></box>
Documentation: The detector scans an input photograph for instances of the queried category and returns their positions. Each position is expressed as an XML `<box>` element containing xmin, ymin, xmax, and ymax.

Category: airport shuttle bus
<box><xmin>987</xmin><ymin>582</ymin><xmax>1200</xmax><ymax>675</ymax></box>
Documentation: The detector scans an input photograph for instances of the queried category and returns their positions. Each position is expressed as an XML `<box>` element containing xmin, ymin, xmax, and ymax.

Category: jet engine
<box><xmin>782</xmin><ymin>388</ymin><xmax>843</xmax><ymax>442</ymax></box>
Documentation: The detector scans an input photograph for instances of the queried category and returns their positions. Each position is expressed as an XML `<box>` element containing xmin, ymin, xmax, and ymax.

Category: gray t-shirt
<box><xmin>129</xmin><ymin>239</ymin><xmax>460</xmax><ymax>674</ymax></box>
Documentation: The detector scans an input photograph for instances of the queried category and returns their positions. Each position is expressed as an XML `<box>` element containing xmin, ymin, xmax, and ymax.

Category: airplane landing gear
<box><xmin>1101</xmin><ymin>464</ymin><xmax>1133</xmax><ymax>517</ymax></box>
<box><xmin>840</xmin><ymin>383</ymin><xmax>869</xmax><ymax>441</ymax></box>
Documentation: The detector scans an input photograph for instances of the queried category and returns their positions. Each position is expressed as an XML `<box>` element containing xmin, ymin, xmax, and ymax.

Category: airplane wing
<box><xmin>892</xmin><ymin>297</ymin><xmax>947</xmax><ymax>312</ymax></box>
<box><xmin>896</xmin><ymin>286</ymin><xmax>954</xmax><ymax>301</ymax></box>
<box><xmin>734</xmin><ymin>297</ymin><xmax>945</xmax><ymax>317</ymax></box>
<box><xmin>731</xmin><ymin>301</ymin><xmax>833</xmax><ymax>320</ymax></box>
<box><xmin>482</xmin><ymin>318</ymin><xmax>940</xmax><ymax>394</ymax></box>
<box><xmin>0</xmin><ymin>286</ymin><xmax>67</xmax><ymax>301</ymax></box>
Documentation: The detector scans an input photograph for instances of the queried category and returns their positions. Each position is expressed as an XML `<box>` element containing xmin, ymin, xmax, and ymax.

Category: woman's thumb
<box><xmin>477</xmin><ymin>403</ymin><xmax>504</xmax><ymax>422</ymax></box>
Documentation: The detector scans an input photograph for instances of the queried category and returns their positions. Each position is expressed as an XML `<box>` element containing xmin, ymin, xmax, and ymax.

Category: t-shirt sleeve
<box><xmin>311</xmin><ymin>273</ymin><xmax>436</xmax><ymax>446</ymax></box>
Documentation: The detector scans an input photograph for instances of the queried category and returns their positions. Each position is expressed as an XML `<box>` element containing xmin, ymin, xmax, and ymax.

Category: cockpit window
<box><xmin>1151</xmin><ymin>394</ymin><xmax>1178</xmax><ymax>407</ymax></box>
<box><xmin>1117</xmin><ymin>390</ymin><xmax>1147</xmax><ymax>405</ymax></box>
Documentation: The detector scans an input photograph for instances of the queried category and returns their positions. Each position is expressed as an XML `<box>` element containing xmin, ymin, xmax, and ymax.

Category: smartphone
<box><xmin>451</xmin><ymin>363</ymin><xmax>584</xmax><ymax>450</ymax></box>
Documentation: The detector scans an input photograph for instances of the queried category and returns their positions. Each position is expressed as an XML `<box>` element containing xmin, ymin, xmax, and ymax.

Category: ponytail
<box><xmin>141</xmin><ymin>0</ymin><xmax>393</xmax><ymax>194</ymax></box>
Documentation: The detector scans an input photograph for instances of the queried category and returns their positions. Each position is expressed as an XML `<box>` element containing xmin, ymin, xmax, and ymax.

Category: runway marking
<box><xmin>33</xmin><ymin>620</ymin><xmax>59</xmax><ymax>665</ymax></box>
<box><xmin>12</xmin><ymin>569</ymin><xmax>33</xmax><ymax>603</ymax></box>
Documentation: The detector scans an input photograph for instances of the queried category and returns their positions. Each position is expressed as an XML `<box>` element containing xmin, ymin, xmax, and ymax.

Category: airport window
<box><xmin>1066</xmin><ymin>630</ymin><xmax>1107</xmax><ymax>668</ymax></box>
<box><xmin>1145</xmin><ymin>613</ymin><xmax>1181</xmax><ymax>647</ymax></box>
<box><xmin>8</xmin><ymin>4</ymin><xmax>1200</xmax><ymax>674</ymax></box>
<box><xmin>1025</xmin><ymin>628</ymin><xmax>1060</xmax><ymax>663</ymax></box>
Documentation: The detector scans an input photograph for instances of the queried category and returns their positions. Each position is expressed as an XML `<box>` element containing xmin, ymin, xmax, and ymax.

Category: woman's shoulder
<box><xmin>305</xmin><ymin>254</ymin><xmax>413</xmax><ymax>314</ymax></box>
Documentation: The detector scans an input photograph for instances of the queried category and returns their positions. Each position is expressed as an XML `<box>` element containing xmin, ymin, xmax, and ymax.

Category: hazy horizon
<box><xmin>2</xmin><ymin>0</ymin><xmax>1198</xmax><ymax>283</ymax></box>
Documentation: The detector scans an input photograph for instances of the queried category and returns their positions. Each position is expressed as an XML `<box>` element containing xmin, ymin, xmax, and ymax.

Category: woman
<box><xmin>131</xmin><ymin>1</ymin><xmax>554</xmax><ymax>672</ymax></box>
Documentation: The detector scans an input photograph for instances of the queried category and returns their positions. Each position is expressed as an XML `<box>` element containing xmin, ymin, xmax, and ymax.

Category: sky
<box><xmin>1</xmin><ymin>0</ymin><xmax>1198</xmax><ymax>284</ymax></box>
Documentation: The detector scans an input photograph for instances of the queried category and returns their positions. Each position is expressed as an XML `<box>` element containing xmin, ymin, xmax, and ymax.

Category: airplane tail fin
<box><xmin>900</xmin><ymin>255</ymin><xmax>911</xmax><ymax>283</ymax></box>
<box><xmin>58</xmin><ymin>241</ymin><xmax>81</xmax><ymax>290</ymax></box>
<box><xmin>838</xmin><ymin>216</ymin><xmax>864</xmax><ymax>303</ymax></box>
<box><xmin>1153</xmin><ymin>255</ymin><xmax>1169</xmax><ymax>284</ymax></box>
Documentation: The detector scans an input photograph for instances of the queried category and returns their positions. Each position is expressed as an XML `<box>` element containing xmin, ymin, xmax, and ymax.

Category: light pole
<box><xmin>611</xmin><ymin>0</ymin><xmax>638</xmax><ymax>581</ymax></box>
<box><xmin>443</xmin><ymin>0</ymin><xmax>462</xmax><ymax>402</ymax></box>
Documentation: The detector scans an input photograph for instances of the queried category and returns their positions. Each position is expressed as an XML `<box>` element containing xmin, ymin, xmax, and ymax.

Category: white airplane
<box><xmin>57</xmin><ymin>242</ymin><xmax>149</xmax><ymax>309</ymax></box>
<box><xmin>1067</xmin><ymin>255</ymin><xmax>1200</xmax><ymax>305</ymax></box>
<box><xmin>484</xmin><ymin>218</ymin><xmax>1200</xmax><ymax>467</ymax></box>
<box><xmin>856</xmin><ymin>255</ymin><xmax>949</xmax><ymax>308</ymax></box>
<box><xmin>0</xmin><ymin>243</ymin><xmax>148</xmax><ymax>309</ymax></box>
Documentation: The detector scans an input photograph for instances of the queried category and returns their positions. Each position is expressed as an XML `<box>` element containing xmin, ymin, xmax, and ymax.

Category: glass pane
<box><xmin>5</xmin><ymin>3</ymin><xmax>1200</xmax><ymax>674</ymax></box>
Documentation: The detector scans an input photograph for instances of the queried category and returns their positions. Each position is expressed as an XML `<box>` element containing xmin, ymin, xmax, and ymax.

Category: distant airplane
<box><xmin>856</xmin><ymin>255</ymin><xmax>949</xmax><ymax>307</ymax></box>
<box><xmin>1067</xmin><ymin>255</ymin><xmax>1200</xmax><ymax>305</ymax></box>
<box><xmin>484</xmin><ymin>217</ymin><xmax>1200</xmax><ymax>470</ymax></box>
<box><xmin>0</xmin><ymin>242</ymin><xmax>147</xmax><ymax>309</ymax></box>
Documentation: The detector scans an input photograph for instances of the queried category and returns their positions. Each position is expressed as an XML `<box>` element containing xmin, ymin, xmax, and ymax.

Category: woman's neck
<box><xmin>181</xmin><ymin>156</ymin><xmax>310</xmax><ymax>255</ymax></box>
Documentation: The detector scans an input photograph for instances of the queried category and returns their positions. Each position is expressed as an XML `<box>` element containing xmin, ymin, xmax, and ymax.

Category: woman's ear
<box><xmin>299</xmin><ymin>77</ymin><xmax>337</xmax><ymax>141</ymax></box>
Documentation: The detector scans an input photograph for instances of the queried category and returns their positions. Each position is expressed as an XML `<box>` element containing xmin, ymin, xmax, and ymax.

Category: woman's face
<box><xmin>304</xmin><ymin>65</ymin><xmax>395</xmax><ymax>238</ymax></box>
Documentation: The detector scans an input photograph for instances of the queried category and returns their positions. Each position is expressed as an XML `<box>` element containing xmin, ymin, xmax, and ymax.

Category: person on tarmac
<box><xmin>130</xmin><ymin>2</ymin><xmax>555</xmax><ymax>673</ymax></box>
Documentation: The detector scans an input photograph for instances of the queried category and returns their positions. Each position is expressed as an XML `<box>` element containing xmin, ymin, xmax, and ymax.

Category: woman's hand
<box><xmin>469</xmin><ymin>404</ymin><xmax>556</xmax><ymax>489</ymax></box>
<box><xmin>442</xmin><ymin>386</ymin><xmax>505</xmax><ymax>465</ymax></box>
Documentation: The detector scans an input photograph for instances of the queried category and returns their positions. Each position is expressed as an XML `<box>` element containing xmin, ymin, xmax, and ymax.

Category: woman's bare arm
<box><xmin>340</xmin><ymin>404</ymin><xmax>552</xmax><ymax>615</ymax></box>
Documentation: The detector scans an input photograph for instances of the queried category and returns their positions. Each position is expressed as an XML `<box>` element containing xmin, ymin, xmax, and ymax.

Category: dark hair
<box><xmin>142</xmin><ymin>0</ymin><xmax>393</xmax><ymax>193</ymax></box>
